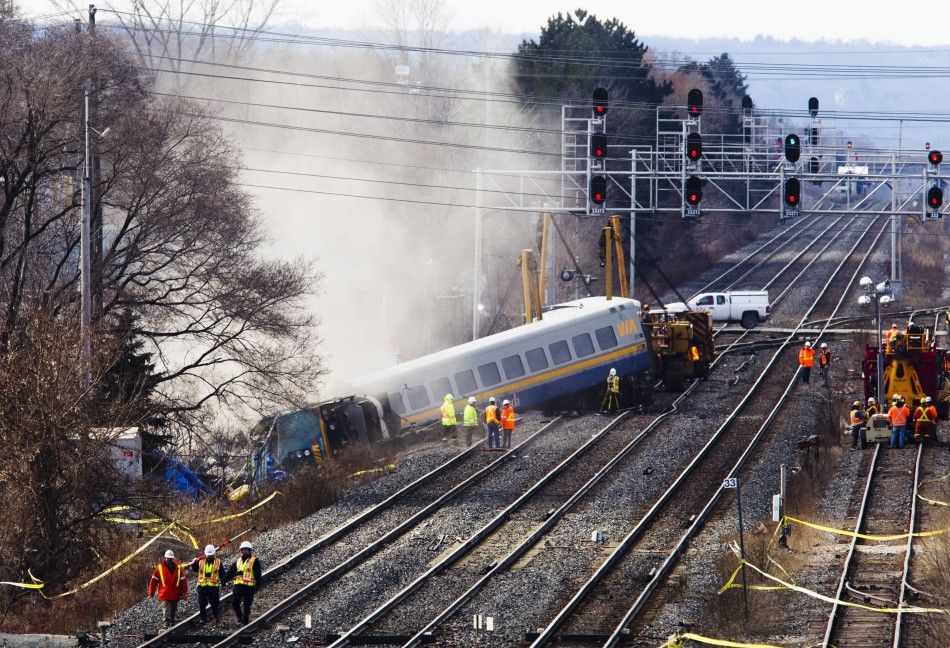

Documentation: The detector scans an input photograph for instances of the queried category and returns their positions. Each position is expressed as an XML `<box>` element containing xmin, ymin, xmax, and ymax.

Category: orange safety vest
<box><xmin>690</xmin><ymin>346</ymin><xmax>700</xmax><ymax>362</ymax></box>
<box><xmin>819</xmin><ymin>350</ymin><xmax>831</xmax><ymax>367</ymax></box>
<box><xmin>484</xmin><ymin>404</ymin><xmax>499</xmax><ymax>424</ymax></box>
<box><xmin>501</xmin><ymin>406</ymin><xmax>515</xmax><ymax>430</ymax></box>
<box><xmin>866</xmin><ymin>405</ymin><xmax>878</xmax><ymax>416</ymax></box>
<box><xmin>234</xmin><ymin>556</ymin><xmax>256</xmax><ymax>586</ymax></box>
<box><xmin>849</xmin><ymin>409</ymin><xmax>865</xmax><ymax>426</ymax></box>
<box><xmin>197</xmin><ymin>557</ymin><xmax>221</xmax><ymax>587</ymax></box>
<box><xmin>888</xmin><ymin>405</ymin><xmax>908</xmax><ymax>426</ymax></box>
<box><xmin>149</xmin><ymin>560</ymin><xmax>186</xmax><ymax>601</ymax></box>
<box><xmin>799</xmin><ymin>347</ymin><xmax>815</xmax><ymax>367</ymax></box>
<box><xmin>915</xmin><ymin>406</ymin><xmax>938</xmax><ymax>424</ymax></box>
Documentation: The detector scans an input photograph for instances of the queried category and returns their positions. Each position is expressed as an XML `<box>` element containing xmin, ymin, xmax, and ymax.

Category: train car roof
<box><xmin>354</xmin><ymin>296</ymin><xmax>641</xmax><ymax>390</ymax></box>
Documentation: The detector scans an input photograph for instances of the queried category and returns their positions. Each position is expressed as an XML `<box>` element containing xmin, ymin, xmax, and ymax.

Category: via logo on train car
<box><xmin>617</xmin><ymin>318</ymin><xmax>639</xmax><ymax>338</ymax></box>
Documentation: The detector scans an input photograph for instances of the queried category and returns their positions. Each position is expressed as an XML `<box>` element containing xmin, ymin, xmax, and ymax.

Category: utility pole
<box><xmin>81</xmin><ymin>81</ymin><xmax>92</xmax><ymax>390</ymax></box>
<box><xmin>89</xmin><ymin>3</ymin><xmax>103</xmax><ymax>318</ymax></box>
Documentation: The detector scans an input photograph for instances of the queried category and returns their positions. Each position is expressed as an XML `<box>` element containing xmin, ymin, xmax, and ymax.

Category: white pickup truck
<box><xmin>663</xmin><ymin>290</ymin><xmax>771</xmax><ymax>329</ymax></box>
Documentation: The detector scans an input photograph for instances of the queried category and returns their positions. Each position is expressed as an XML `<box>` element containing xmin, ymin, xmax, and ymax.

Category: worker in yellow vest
<box><xmin>440</xmin><ymin>394</ymin><xmax>457</xmax><ymax>443</ymax></box>
<box><xmin>913</xmin><ymin>396</ymin><xmax>939</xmax><ymax>443</ymax></box>
<box><xmin>484</xmin><ymin>397</ymin><xmax>500</xmax><ymax>449</ymax></box>
<box><xmin>225</xmin><ymin>541</ymin><xmax>262</xmax><ymax>625</ymax></box>
<box><xmin>188</xmin><ymin>544</ymin><xmax>222</xmax><ymax>624</ymax></box>
<box><xmin>601</xmin><ymin>368</ymin><xmax>620</xmax><ymax>412</ymax></box>
<box><xmin>849</xmin><ymin>400</ymin><xmax>866</xmax><ymax>449</ymax></box>
<box><xmin>462</xmin><ymin>396</ymin><xmax>480</xmax><ymax>446</ymax></box>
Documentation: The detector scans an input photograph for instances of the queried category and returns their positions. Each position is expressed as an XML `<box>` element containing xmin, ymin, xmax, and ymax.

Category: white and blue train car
<box><xmin>353</xmin><ymin>297</ymin><xmax>652</xmax><ymax>427</ymax></box>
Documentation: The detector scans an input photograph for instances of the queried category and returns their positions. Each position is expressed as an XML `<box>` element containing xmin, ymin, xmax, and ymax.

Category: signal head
<box><xmin>687</xmin><ymin>88</ymin><xmax>703</xmax><ymax>116</ymax></box>
<box><xmin>927</xmin><ymin>185</ymin><xmax>943</xmax><ymax>208</ymax></box>
<box><xmin>590</xmin><ymin>133</ymin><xmax>607</xmax><ymax>159</ymax></box>
<box><xmin>592</xmin><ymin>87</ymin><xmax>608</xmax><ymax>117</ymax></box>
<box><xmin>590</xmin><ymin>175</ymin><xmax>607</xmax><ymax>205</ymax></box>
<box><xmin>685</xmin><ymin>132</ymin><xmax>702</xmax><ymax>160</ymax></box>
<box><xmin>928</xmin><ymin>150</ymin><xmax>943</xmax><ymax>166</ymax></box>
<box><xmin>784</xmin><ymin>133</ymin><xmax>801</xmax><ymax>163</ymax></box>
<box><xmin>685</xmin><ymin>175</ymin><xmax>702</xmax><ymax>205</ymax></box>
<box><xmin>741</xmin><ymin>95</ymin><xmax>753</xmax><ymax>115</ymax></box>
<box><xmin>784</xmin><ymin>177</ymin><xmax>801</xmax><ymax>206</ymax></box>
<box><xmin>808</xmin><ymin>97</ymin><xmax>819</xmax><ymax>118</ymax></box>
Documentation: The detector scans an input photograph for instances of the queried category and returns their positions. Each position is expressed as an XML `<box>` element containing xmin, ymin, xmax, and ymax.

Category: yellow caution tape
<box><xmin>202</xmin><ymin>490</ymin><xmax>281</xmax><ymax>524</ymax></box>
<box><xmin>350</xmin><ymin>464</ymin><xmax>397</xmax><ymax>479</ymax></box>
<box><xmin>660</xmin><ymin>633</ymin><xmax>785</xmax><ymax>647</ymax></box>
<box><xmin>718</xmin><ymin>563</ymin><xmax>786</xmax><ymax>594</ymax></box>
<box><xmin>917</xmin><ymin>492</ymin><xmax>950</xmax><ymax>507</ymax></box>
<box><xmin>783</xmin><ymin>515</ymin><xmax>950</xmax><ymax>541</ymax></box>
<box><xmin>0</xmin><ymin>569</ymin><xmax>45</xmax><ymax>591</ymax></box>
<box><xmin>730</xmin><ymin>559</ymin><xmax>943</xmax><ymax>614</ymax></box>
<box><xmin>228</xmin><ymin>484</ymin><xmax>250</xmax><ymax>503</ymax></box>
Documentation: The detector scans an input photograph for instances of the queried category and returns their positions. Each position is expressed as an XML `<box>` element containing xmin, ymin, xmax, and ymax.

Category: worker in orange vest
<box><xmin>148</xmin><ymin>549</ymin><xmax>189</xmax><ymax>628</ymax></box>
<box><xmin>913</xmin><ymin>396</ymin><xmax>939</xmax><ymax>443</ymax></box>
<box><xmin>500</xmin><ymin>399</ymin><xmax>516</xmax><ymax>449</ymax></box>
<box><xmin>188</xmin><ymin>544</ymin><xmax>222</xmax><ymax>624</ymax></box>
<box><xmin>818</xmin><ymin>343</ymin><xmax>832</xmax><ymax>386</ymax></box>
<box><xmin>484</xmin><ymin>397</ymin><xmax>501</xmax><ymax>449</ymax></box>
<box><xmin>798</xmin><ymin>341</ymin><xmax>815</xmax><ymax>384</ymax></box>
<box><xmin>865</xmin><ymin>397</ymin><xmax>878</xmax><ymax>417</ymax></box>
<box><xmin>887</xmin><ymin>395</ymin><xmax>910</xmax><ymax>449</ymax></box>
<box><xmin>849</xmin><ymin>400</ymin><xmax>866</xmax><ymax>449</ymax></box>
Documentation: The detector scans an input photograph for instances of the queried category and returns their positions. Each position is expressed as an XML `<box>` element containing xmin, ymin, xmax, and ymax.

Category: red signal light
<box><xmin>929</xmin><ymin>150</ymin><xmax>943</xmax><ymax>166</ymax></box>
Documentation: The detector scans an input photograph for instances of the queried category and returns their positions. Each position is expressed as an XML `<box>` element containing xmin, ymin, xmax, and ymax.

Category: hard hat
<box><xmin>609</xmin><ymin>368</ymin><xmax>617</xmax><ymax>376</ymax></box>
<box><xmin>204</xmin><ymin>544</ymin><xmax>216</xmax><ymax>557</ymax></box>
<box><xmin>445</xmin><ymin>394</ymin><xmax>453</xmax><ymax>401</ymax></box>
<box><xmin>868</xmin><ymin>397</ymin><xmax>876</xmax><ymax>403</ymax></box>
<box><xmin>489</xmin><ymin>397</ymin><xmax>495</xmax><ymax>403</ymax></box>
<box><xmin>804</xmin><ymin>341</ymin><xmax>811</xmax><ymax>347</ymax></box>
<box><xmin>820</xmin><ymin>343</ymin><xmax>828</xmax><ymax>349</ymax></box>
<box><xmin>892</xmin><ymin>323</ymin><xmax>899</xmax><ymax>328</ymax></box>
<box><xmin>502</xmin><ymin>399</ymin><xmax>510</xmax><ymax>406</ymax></box>
<box><xmin>239</xmin><ymin>541</ymin><xmax>253</xmax><ymax>550</ymax></box>
<box><xmin>925</xmin><ymin>396</ymin><xmax>933</xmax><ymax>403</ymax></box>
<box><xmin>164</xmin><ymin>550</ymin><xmax>175</xmax><ymax>559</ymax></box>
<box><xmin>893</xmin><ymin>393</ymin><xmax>900</xmax><ymax>400</ymax></box>
<box><xmin>853</xmin><ymin>400</ymin><xmax>861</xmax><ymax>407</ymax></box>
<box><xmin>467</xmin><ymin>396</ymin><xmax>476</xmax><ymax>404</ymax></box>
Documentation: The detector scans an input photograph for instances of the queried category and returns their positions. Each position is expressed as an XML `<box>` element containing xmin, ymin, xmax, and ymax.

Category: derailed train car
<box><xmin>250</xmin><ymin>296</ymin><xmax>691</xmax><ymax>476</ymax></box>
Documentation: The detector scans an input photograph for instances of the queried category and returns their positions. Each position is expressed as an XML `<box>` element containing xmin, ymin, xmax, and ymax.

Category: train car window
<box><xmin>595</xmin><ymin>326</ymin><xmax>618</xmax><ymax>349</ymax></box>
<box><xmin>388</xmin><ymin>392</ymin><xmax>406</xmax><ymax>415</ymax></box>
<box><xmin>502</xmin><ymin>354</ymin><xmax>526</xmax><ymax>380</ymax></box>
<box><xmin>549</xmin><ymin>340</ymin><xmax>572</xmax><ymax>365</ymax></box>
<box><xmin>430</xmin><ymin>377</ymin><xmax>452</xmax><ymax>400</ymax></box>
<box><xmin>406</xmin><ymin>385</ymin><xmax>429</xmax><ymax>410</ymax></box>
<box><xmin>477</xmin><ymin>362</ymin><xmax>502</xmax><ymax>386</ymax></box>
<box><xmin>572</xmin><ymin>333</ymin><xmax>595</xmax><ymax>357</ymax></box>
<box><xmin>525</xmin><ymin>347</ymin><xmax>549</xmax><ymax>372</ymax></box>
<box><xmin>454</xmin><ymin>369</ymin><xmax>477</xmax><ymax>394</ymax></box>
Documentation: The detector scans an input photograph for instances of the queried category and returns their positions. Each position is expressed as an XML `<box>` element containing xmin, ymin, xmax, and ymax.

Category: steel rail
<box><xmin>391</xmin><ymin>338</ymin><xmax>750</xmax><ymax>648</ymax></box>
<box><xmin>203</xmin><ymin>417</ymin><xmax>566</xmax><ymax>648</ymax></box>
<box><xmin>688</xmin><ymin>213</ymin><xmax>812</xmax><ymax>299</ymax></box>
<box><xmin>819</xmin><ymin>443</ymin><xmax>884</xmax><ymax>648</ymax></box>
<box><xmin>527</xmin><ymin>215</ymin><xmax>884</xmax><ymax>646</ymax></box>
<box><xmin>602</xmin><ymin>218</ymin><xmax>888</xmax><ymax>647</ymax></box>
<box><xmin>893</xmin><ymin>443</ymin><xmax>925</xmax><ymax>648</ymax></box>
<box><xmin>324</xmin><ymin>411</ymin><xmax>631</xmax><ymax>648</ymax></box>
<box><xmin>722</xmin><ymin>216</ymin><xmax>826</xmax><ymax>292</ymax></box>
<box><xmin>135</xmin><ymin>441</ymin><xmax>487</xmax><ymax>648</ymax></box>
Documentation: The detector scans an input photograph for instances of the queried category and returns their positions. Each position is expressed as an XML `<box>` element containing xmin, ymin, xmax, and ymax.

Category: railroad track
<box><xmin>523</xmin><ymin>213</ymin><xmax>886</xmax><ymax>647</ymax></box>
<box><xmin>818</xmin><ymin>443</ymin><xmax>925</xmax><ymax>648</ymax></box>
<box><xmin>134</xmin><ymin>416</ymin><xmax>571</xmax><ymax>647</ymax></box>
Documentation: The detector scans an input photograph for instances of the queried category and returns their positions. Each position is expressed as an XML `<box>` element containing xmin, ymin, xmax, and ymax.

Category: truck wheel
<box><xmin>740</xmin><ymin>311</ymin><xmax>759</xmax><ymax>329</ymax></box>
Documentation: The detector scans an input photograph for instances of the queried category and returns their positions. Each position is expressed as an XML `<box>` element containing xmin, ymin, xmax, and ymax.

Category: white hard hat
<box><xmin>925</xmin><ymin>396</ymin><xmax>932</xmax><ymax>403</ymax></box>
<box><xmin>804</xmin><ymin>341</ymin><xmax>811</xmax><ymax>347</ymax></box>
<box><xmin>239</xmin><ymin>541</ymin><xmax>253</xmax><ymax>550</ymax></box>
<box><xmin>489</xmin><ymin>397</ymin><xmax>496</xmax><ymax>403</ymax></box>
<box><xmin>820</xmin><ymin>342</ymin><xmax>827</xmax><ymax>348</ymax></box>
<box><xmin>502</xmin><ymin>399</ymin><xmax>510</xmax><ymax>405</ymax></box>
<box><xmin>445</xmin><ymin>394</ymin><xmax>453</xmax><ymax>401</ymax></box>
<box><xmin>868</xmin><ymin>397</ymin><xmax>876</xmax><ymax>403</ymax></box>
<box><xmin>892</xmin><ymin>323</ymin><xmax>899</xmax><ymax>328</ymax></box>
<box><xmin>468</xmin><ymin>396</ymin><xmax>476</xmax><ymax>404</ymax></box>
<box><xmin>609</xmin><ymin>368</ymin><xmax>617</xmax><ymax>376</ymax></box>
<box><xmin>204</xmin><ymin>544</ymin><xmax>216</xmax><ymax>557</ymax></box>
<box><xmin>164</xmin><ymin>550</ymin><xmax>175</xmax><ymax>559</ymax></box>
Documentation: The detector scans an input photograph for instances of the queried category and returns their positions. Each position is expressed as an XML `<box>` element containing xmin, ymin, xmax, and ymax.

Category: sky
<box><xmin>19</xmin><ymin>0</ymin><xmax>950</xmax><ymax>47</ymax></box>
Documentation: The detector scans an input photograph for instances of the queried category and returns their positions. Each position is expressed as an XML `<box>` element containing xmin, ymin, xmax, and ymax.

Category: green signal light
<box><xmin>789</xmin><ymin>137</ymin><xmax>797</xmax><ymax>144</ymax></box>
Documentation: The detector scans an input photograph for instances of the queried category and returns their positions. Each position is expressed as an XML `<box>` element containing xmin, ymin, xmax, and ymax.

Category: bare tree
<box><xmin>53</xmin><ymin>0</ymin><xmax>281</xmax><ymax>74</ymax></box>
<box><xmin>0</xmin><ymin>19</ymin><xmax>323</xmax><ymax>440</ymax></box>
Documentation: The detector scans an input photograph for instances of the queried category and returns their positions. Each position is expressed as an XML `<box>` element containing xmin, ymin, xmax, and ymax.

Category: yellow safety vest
<box><xmin>484</xmin><ymin>405</ymin><xmax>499</xmax><ymax>424</ymax></box>
<box><xmin>463</xmin><ymin>404</ymin><xmax>478</xmax><ymax>427</ymax></box>
<box><xmin>235</xmin><ymin>556</ymin><xmax>256</xmax><ymax>586</ymax></box>
<box><xmin>440</xmin><ymin>401</ymin><xmax>456</xmax><ymax>425</ymax></box>
<box><xmin>197</xmin><ymin>557</ymin><xmax>221</xmax><ymax>587</ymax></box>
<box><xmin>690</xmin><ymin>346</ymin><xmax>700</xmax><ymax>362</ymax></box>
<box><xmin>607</xmin><ymin>375</ymin><xmax>620</xmax><ymax>394</ymax></box>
